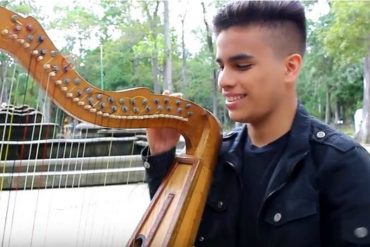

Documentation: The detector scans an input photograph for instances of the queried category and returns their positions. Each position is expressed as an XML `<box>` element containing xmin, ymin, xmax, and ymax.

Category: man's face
<box><xmin>216</xmin><ymin>26</ymin><xmax>289</xmax><ymax>124</ymax></box>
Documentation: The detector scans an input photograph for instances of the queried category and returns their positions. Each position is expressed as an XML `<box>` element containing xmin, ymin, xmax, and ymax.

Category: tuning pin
<box><xmin>50</xmin><ymin>51</ymin><xmax>58</xmax><ymax>57</ymax></box>
<box><xmin>17</xmin><ymin>39</ymin><xmax>25</xmax><ymax>44</ymax></box>
<box><xmin>10</xmin><ymin>34</ymin><xmax>18</xmax><ymax>40</ymax></box>
<box><xmin>1</xmin><ymin>29</ymin><xmax>9</xmax><ymax>36</ymax></box>
<box><xmin>26</xmin><ymin>34</ymin><xmax>33</xmax><ymax>42</ymax></box>
<box><xmin>84</xmin><ymin>105</ymin><xmax>91</xmax><ymax>110</ymax></box>
<box><xmin>97</xmin><ymin>111</ymin><xmax>103</xmax><ymax>116</ymax></box>
<box><xmin>14</xmin><ymin>25</ymin><xmax>22</xmax><ymax>32</ymax></box>
<box><xmin>78</xmin><ymin>101</ymin><xmax>85</xmax><ymax>106</ymax></box>
<box><xmin>26</xmin><ymin>24</ymin><xmax>33</xmax><ymax>32</ymax></box>
<box><xmin>38</xmin><ymin>35</ymin><xmax>45</xmax><ymax>43</ymax></box>
<box><xmin>61</xmin><ymin>86</ymin><xmax>68</xmax><ymax>92</ymax></box>
<box><xmin>40</xmin><ymin>49</ymin><xmax>47</xmax><ymax>56</ymax></box>
<box><xmin>63</xmin><ymin>64</ymin><xmax>72</xmax><ymax>72</ymax></box>
<box><xmin>66</xmin><ymin>92</ymin><xmax>73</xmax><ymax>98</ymax></box>
<box><xmin>73</xmin><ymin>78</ymin><xmax>81</xmax><ymax>84</ymax></box>
<box><xmin>55</xmin><ymin>80</ymin><xmax>62</xmax><ymax>85</ymax></box>
<box><xmin>43</xmin><ymin>64</ymin><xmax>51</xmax><ymax>69</ymax></box>
<box><xmin>49</xmin><ymin>71</ymin><xmax>56</xmax><ymax>77</ymax></box>
<box><xmin>23</xmin><ymin>42</ymin><xmax>30</xmax><ymax>48</ymax></box>
<box><xmin>11</xmin><ymin>15</ymin><xmax>19</xmax><ymax>23</ymax></box>
<box><xmin>73</xmin><ymin>98</ymin><xmax>79</xmax><ymax>102</ymax></box>
<box><xmin>32</xmin><ymin>50</ymin><xmax>39</xmax><ymax>56</ymax></box>
<box><xmin>102</xmin><ymin>113</ymin><xmax>109</xmax><ymax>117</ymax></box>
<box><xmin>51</xmin><ymin>65</ymin><xmax>60</xmax><ymax>72</ymax></box>
<box><xmin>37</xmin><ymin>56</ymin><xmax>44</xmax><ymax>61</ymax></box>
<box><xmin>90</xmin><ymin>108</ymin><xmax>97</xmax><ymax>113</ymax></box>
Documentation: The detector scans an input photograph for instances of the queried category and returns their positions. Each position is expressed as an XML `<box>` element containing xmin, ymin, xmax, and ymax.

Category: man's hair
<box><xmin>213</xmin><ymin>1</ymin><xmax>306</xmax><ymax>56</ymax></box>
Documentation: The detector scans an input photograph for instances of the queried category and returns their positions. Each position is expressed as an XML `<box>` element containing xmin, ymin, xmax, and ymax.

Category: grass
<box><xmin>335</xmin><ymin>124</ymin><xmax>355</xmax><ymax>138</ymax></box>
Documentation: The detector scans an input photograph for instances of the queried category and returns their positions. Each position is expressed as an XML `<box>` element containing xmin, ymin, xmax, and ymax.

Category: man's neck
<box><xmin>247</xmin><ymin>100</ymin><xmax>297</xmax><ymax>148</ymax></box>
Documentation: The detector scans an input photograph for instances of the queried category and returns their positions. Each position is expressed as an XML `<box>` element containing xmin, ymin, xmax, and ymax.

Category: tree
<box><xmin>51</xmin><ymin>4</ymin><xmax>99</xmax><ymax>56</ymax></box>
<box><xmin>320</xmin><ymin>0</ymin><xmax>370</xmax><ymax>143</ymax></box>
<box><xmin>140</xmin><ymin>1</ymin><xmax>162</xmax><ymax>93</ymax></box>
<box><xmin>163</xmin><ymin>0</ymin><xmax>172</xmax><ymax>91</ymax></box>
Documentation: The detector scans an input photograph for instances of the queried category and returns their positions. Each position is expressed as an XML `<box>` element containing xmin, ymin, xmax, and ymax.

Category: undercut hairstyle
<box><xmin>213</xmin><ymin>1</ymin><xmax>306</xmax><ymax>57</ymax></box>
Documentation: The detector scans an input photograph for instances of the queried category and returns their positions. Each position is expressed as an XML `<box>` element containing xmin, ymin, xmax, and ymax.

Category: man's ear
<box><xmin>284</xmin><ymin>53</ymin><xmax>302</xmax><ymax>84</ymax></box>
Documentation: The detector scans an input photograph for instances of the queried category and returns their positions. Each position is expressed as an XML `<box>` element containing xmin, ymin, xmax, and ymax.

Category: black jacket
<box><xmin>143</xmin><ymin>105</ymin><xmax>370</xmax><ymax>247</ymax></box>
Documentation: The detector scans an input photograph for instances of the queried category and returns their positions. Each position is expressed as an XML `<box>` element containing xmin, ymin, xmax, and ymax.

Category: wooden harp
<box><xmin>0</xmin><ymin>7</ymin><xmax>221</xmax><ymax>247</ymax></box>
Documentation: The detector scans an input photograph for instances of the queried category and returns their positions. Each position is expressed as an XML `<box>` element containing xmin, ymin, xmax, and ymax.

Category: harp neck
<box><xmin>0</xmin><ymin>6</ymin><xmax>221</xmax><ymax>155</ymax></box>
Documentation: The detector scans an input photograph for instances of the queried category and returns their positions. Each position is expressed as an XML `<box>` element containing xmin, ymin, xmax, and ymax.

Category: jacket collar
<box><xmin>264</xmin><ymin>105</ymin><xmax>311</xmax><ymax>198</ymax></box>
<box><xmin>222</xmin><ymin>104</ymin><xmax>311</xmax><ymax>193</ymax></box>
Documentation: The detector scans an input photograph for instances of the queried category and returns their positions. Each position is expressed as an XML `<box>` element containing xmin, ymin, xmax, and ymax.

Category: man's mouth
<box><xmin>225</xmin><ymin>94</ymin><xmax>246</xmax><ymax>103</ymax></box>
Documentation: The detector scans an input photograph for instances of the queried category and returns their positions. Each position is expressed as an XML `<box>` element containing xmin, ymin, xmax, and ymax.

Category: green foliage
<box><xmin>1</xmin><ymin>0</ymin><xmax>38</xmax><ymax>15</ymax></box>
<box><xmin>2</xmin><ymin>0</ymin><xmax>367</xmax><ymax>128</ymax></box>
<box><xmin>298</xmin><ymin>6</ymin><xmax>365</xmax><ymax>123</ymax></box>
<box><xmin>186</xmin><ymin>55</ymin><xmax>214</xmax><ymax>110</ymax></box>
<box><xmin>321</xmin><ymin>1</ymin><xmax>370</xmax><ymax>63</ymax></box>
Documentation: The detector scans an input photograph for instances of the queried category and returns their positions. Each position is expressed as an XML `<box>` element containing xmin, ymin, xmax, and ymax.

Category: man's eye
<box><xmin>217</xmin><ymin>65</ymin><xmax>224</xmax><ymax>71</ymax></box>
<box><xmin>236</xmin><ymin>64</ymin><xmax>252</xmax><ymax>70</ymax></box>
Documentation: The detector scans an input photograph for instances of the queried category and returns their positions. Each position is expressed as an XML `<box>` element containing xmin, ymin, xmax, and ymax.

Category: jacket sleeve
<box><xmin>141</xmin><ymin>146</ymin><xmax>176</xmax><ymax>199</ymax></box>
<box><xmin>319</xmin><ymin>145</ymin><xmax>370</xmax><ymax>246</ymax></box>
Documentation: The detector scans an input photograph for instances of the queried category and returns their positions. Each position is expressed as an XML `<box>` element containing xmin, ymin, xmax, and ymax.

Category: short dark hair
<box><xmin>213</xmin><ymin>1</ymin><xmax>306</xmax><ymax>56</ymax></box>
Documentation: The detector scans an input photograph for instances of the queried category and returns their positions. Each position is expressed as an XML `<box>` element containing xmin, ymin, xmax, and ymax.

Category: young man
<box><xmin>143</xmin><ymin>1</ymin><xmax>370</xmax><ymax>246</ymax></box>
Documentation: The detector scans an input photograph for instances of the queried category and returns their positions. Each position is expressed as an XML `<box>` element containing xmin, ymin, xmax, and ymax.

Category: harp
<box><xmin>0</xmin><ymin>6</ymin><xmax>221</xmax><ymax>246</ymax></box>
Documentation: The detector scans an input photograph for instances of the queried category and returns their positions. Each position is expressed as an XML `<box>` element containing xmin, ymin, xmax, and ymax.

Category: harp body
<box><xmin>0</xmin><ymin>7</ymin><xmax>221</xmax><ymax>246</ymax></box>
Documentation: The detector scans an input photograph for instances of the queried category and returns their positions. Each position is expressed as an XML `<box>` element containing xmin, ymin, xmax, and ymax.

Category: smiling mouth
<box><xmin>225</xmin><ymin>94</ymin><xmax>246</xmax><ymax>103</ymax></box>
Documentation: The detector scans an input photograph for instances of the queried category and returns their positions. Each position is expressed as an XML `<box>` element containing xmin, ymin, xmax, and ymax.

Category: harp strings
<box><xmin>0</xmin><ymin>8</ymin><xmax>150</xmax><ymax>246</ymax></box>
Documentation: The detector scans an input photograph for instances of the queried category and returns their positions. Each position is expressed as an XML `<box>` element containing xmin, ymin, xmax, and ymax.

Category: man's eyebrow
<box><xmin>216</xmin><ymin>53</ymin><xmax>255</xmax><ymax>64</ymax></box>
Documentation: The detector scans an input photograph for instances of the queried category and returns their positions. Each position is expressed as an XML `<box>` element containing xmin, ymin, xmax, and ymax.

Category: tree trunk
<box><xmin>325</xmin><ymin>84</ymin><xmax>331</xmax><ymax>124</ymax></box>
<box><xmin>142</xmin><ymin>1</ymin><xmax>161</xmax><ymax>93</ymax></box>
<box><xmin>334</xmin><ymin>97</ymin><xmax>340</xmax><ymax>125</ymax></box>
<box><xmin>356</xmin><ymin>53</ymin><xmax>370</xmax><ymax>143</ymax></box>
<box><xmin>131</xmin><ymin>57</ymin><xmax>138</xmax><ymax>84</ymax></box>
<box><xmin>163</xmin><ymin>0</ymin><xmax>172</xmax><ymax>91</ymax></box>
<box><xmin>180</xmin><ymin>11</ymin><xmax>187</xmax><ymax>91</ymax></box>
<box><xmin>151</xmin><ymin>56</ymin><xmax>160</xmax><ymax>93</ymax></box>
<box><xmin>201</xmin><ymin>2</ymin><xmax>218</xmax><ymax>118</ymax></box>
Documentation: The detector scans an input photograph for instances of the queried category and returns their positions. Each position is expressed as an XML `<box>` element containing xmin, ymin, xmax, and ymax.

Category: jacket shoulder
<box><xmin>220</xmin><ymin>126</ymin><xmax>244</xmax><ymax>151</ymax></box>
<box><xmin>222</xmin><ymin>128</ymin><xmax>240</xmax><ymax>140</ymax></box>
<box><xmin>309</xmin><ymin>117</ymin><xmax>358</xmax><ymax>153</ymax></box>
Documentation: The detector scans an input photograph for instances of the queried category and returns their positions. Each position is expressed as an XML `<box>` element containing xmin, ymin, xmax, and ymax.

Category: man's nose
<box><xmin>218</xmin><ymin>68</ymin><xmax>236</xmax><ymax>89</ymax></box>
